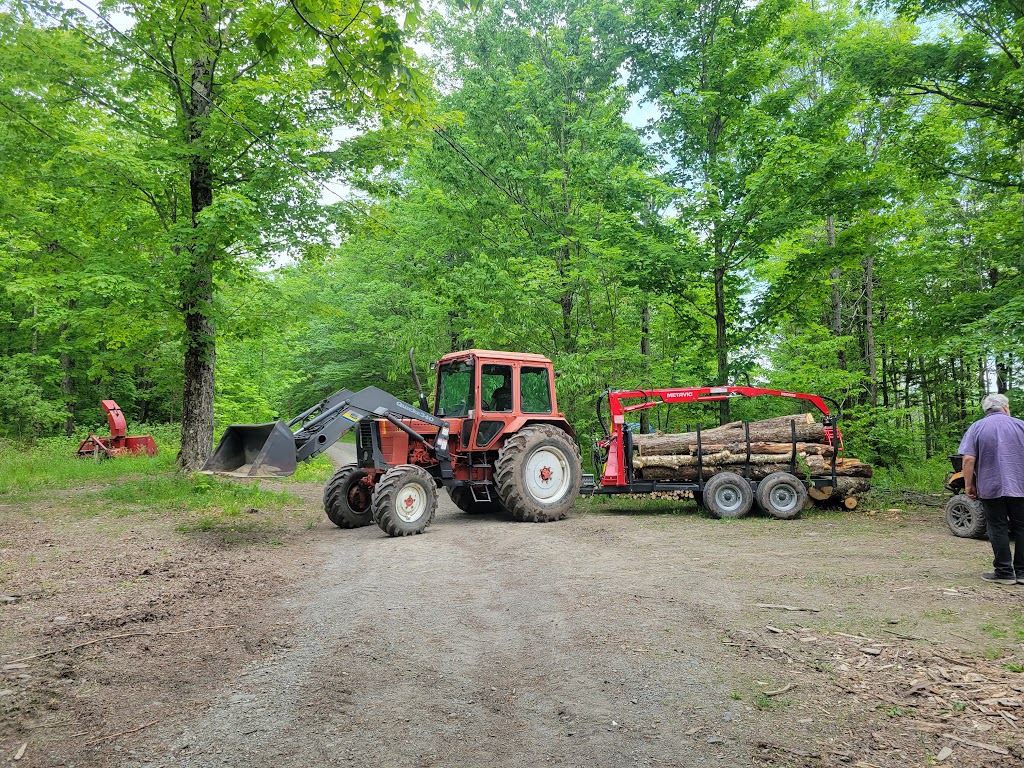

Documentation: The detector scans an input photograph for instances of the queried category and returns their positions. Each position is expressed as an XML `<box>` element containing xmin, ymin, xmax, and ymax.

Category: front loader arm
<box><xmin>292</xmin><ymin>386</ymin><xmax>451</xmax><ymax>462</ymax></box>
<box><xmin>203</xmin><ymin>386</ymin><xmax>452</xmax><ymax>477</ymax></box>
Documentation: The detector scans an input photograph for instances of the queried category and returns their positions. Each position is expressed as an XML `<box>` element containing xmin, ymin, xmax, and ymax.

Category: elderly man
<box><xmin>958</xmin><ymin>393</ymin><xmax>1024</xmax><ymax>585</ymax></box>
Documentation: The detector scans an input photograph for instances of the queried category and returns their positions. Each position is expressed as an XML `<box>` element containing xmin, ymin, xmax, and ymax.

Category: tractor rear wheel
<box><xmin>702</xmin><ymin>471</ymin><xmax>754</xmax><ymax>519</ymax></box>
<box><xmin>756</xmin><ymin>472</ymin><xmax>808</xmax><ymax>520</ymax></box>
<box><xmin>945</xmin><ymin>494</ymin><xmax>987</xmax><ymax>539</ymax></box>
<box><xmin>323</xmin><ymin>464</ymin><xmax>373</xmax><ymax>528</ymax></box>
<box><xmin>372</xmin><ymin>464</ymin><xmax>438</xmax><ymax>537</ymax></box>
<box><xmin>494</xmin><ymin>425</ymin><xmax>581</xmax><ymax>522</ymax></box>
<box><xmin>448</xmin><ymin>486</ymin><xmax>499</xmax><ymax>514</ymax></box>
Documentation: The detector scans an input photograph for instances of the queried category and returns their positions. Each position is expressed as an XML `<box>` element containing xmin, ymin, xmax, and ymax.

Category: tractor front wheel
<box><xmin>323</xmin><ymin>464</ymin><xmax>374</xmax><ymax>528</ymax></box>
<box><xmin>494</xmin><ymin>425</ymin><xmax>581</xmax><ymax>522</ymax></box>
<box><xmin>372</xmin><ymin>464</ymin><xmax>438</xmax><ymax>537</ymax></box>
<box><xmin>945</xmin><ymin>494</ymin><xmax>987</xmax><ymax>539</ymax></box>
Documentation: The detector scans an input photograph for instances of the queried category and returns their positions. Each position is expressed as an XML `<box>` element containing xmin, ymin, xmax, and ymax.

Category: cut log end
<box><xmin>808</xmin><ymin>485</ymin><xmax>833</xmax><ymax>501</ymax></box>
<box><xmin>843</xmin><ymin>496</ymin><xmax>858</xmax><ymax>510</ymax></box>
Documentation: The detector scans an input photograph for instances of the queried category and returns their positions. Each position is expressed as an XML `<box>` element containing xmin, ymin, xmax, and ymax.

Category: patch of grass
<box><xmin>1002</xmin><ymin>663</ymin><xmax>1024</xmax><ymax>673</ymax></box>
<box><xmin>290</xmin><ymin>454</ymin><xmax>334</xmax><ymax>484</ymax></box>
<box><xmin>87</xmin><ymin>473</ymin><xmax>300</xmax><ymax>517</ymax></box>
<box><xmin>175</xmin><ymin>516</ymin><xmax>279</xmax><ymax>534</ymax></box>
<box><xmin>980</xmin><ymin>624</ymin><xmax>1010</xmax><ymax>640</ymax></box>
<box><xmin>753</xmin><ymin>694</ymin><xmax>790</xmax><ymax>711</ymax></box>
<box><xmin>872</xmin><ymin>455</ymin><xmax>951</xmax><ymax>493</ymax></box>
<box><xmin>0</xmin><ymin>426</ymin><xmax>179</xmax><ymax>495</ymax></box>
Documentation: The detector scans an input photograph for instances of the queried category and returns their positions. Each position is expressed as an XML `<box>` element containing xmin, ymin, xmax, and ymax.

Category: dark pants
<box><xmin>981</xmin><ymin>496</ymin><xmax>1024</xmax><ymax>579</ymax></box>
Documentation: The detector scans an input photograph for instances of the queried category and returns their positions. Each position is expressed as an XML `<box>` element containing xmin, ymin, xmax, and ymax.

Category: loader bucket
<box><xmin>201</xmin><ymin>421</ymin><xmax>298</xmax><ymax>477</ymax></box>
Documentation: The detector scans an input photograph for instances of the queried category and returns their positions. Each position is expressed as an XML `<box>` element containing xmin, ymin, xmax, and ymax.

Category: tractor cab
<box><xmin>432</xmin><ymin>349</ymin><xmax>565</xmax><ymax>453</ymax></box>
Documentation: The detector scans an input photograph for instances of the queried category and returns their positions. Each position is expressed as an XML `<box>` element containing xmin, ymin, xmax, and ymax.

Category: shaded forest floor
<box><xmin>2</xmin><ymin>455</ymin><xmax>1023</xmax><ymax>767</ymax></box>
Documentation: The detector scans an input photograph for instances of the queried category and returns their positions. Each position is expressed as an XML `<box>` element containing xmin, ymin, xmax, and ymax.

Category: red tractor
<box><xmin>204</xmin><ymin>349</ymin><xmax>582</xmax><ymax>536</ymax></box>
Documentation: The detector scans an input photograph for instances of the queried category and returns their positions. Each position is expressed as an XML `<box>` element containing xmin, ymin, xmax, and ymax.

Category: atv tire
<box><xmin>945</xmin><ymin>494</ymin><xmax>987</xmax><ymax>539</ymax></box>
<box><xmin>494</xmin><ymin>425</ymin><xmax>581</xmax><ymax>522</ymax></box>
<box><xmin>372</xmin><ymin>464</ymin><xmax>437</xmax><ymax>537</ymax></box>
<box><xmin>323</xmin><ymin>464</ymin><xmax>373</xmax><ymax>528</ymax></box>
<box><xmin>756</xmin><ymin>472</ymin><xmax>808</xmax><ymax>520</ymax></box>
<box><xmin>448</xmin><ymin>486</ymin><xmax>499</xmax><ymax>514</ymax></box>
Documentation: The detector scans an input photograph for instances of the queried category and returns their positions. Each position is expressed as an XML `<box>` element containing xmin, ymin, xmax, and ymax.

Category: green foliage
<box><xmin>1</xmin><ymin>0</ymin><xmax>1022</xmax><ymax>489</ymax></box>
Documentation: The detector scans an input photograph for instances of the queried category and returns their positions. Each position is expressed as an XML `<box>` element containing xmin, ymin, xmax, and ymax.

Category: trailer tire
<box><xmin>702</xmin><ymin>471</ymin><xmax>753</xmax><ymax>519</ymax></box>
<box><xmin>945</xmin><ymin>494</ymin><xmax>987</xmax><ymax>539</ymax></box>
<box><xmin>494</xmin><ymin>425</ymin><xmax>581</xmax><ymax>522</ymax></box>
<box><xmin>756</xmin><ymin>472</ymin><xmax>807</xmax><ymax>520</ymax></box>
<box><xmin>372</xmin><ymin>464</ymin><xmax>437</xmax><ymax>537</ymax></box>
<box><xmin>323</xmin><ymin>464</ymin><xmax>374</xmax><ymax>528</ymax></box>
<box><xmin>448</xmin><ymin>487</ymin><xmax>499</xmax><ymax>514</ymax></box>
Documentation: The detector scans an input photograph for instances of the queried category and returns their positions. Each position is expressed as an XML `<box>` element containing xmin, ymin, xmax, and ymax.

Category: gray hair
<box><xmin>982</xmin><ymin>393</ymin><xmax>1010</xmax><ymax>412</ymax></box>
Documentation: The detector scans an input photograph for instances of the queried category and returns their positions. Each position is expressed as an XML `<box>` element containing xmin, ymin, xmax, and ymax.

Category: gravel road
<box><xmin>142</xmin><ymin>444</ymin><xmax>759</xmax><ymax>767</ymax></box>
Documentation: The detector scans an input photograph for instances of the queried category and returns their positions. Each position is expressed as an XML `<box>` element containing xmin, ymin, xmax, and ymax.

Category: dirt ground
<box><xmin>2</xmin><ymin>445</ymin><xmax>1023</xmax><ymax>767</ymax></box>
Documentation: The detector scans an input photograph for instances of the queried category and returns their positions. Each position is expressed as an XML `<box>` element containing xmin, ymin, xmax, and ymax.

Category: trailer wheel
<box><xmin>495</xmin><ymin>425</ymin><xmax>581</xmax><ymax>522</ymax></box>
<box><xmin>945</xmin><ymin>495</ymin><xmax>987</xmax><ymax>539</ymax></box>
<box><xmin>702</xmin><ymin>472</ymin><xmax>753</xmax><ymax>519</ymax></box>
<box><xmin>448</xmin><ymin>487</ymin><xmax>499</xmax><ymax>514</ymax></box>
<box><xmin>323</xmin><ymin>464</ymin><xmax>374</xmax><ymax>528</ymax></box>
<box><xmin>372</xmin><ymin>464</ymin><xmax>437</xmax><ymax>537</ymax></box>
<box><xmin>756</xmin><ymin>472</ymin><xmax>808</xmax><ymax>520</ymax></box>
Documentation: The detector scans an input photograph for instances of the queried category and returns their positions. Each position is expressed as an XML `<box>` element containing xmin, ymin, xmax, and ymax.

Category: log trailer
<box><xmin>203</xmin><ymin>349</ymin><xmax>844</xmax><ymax>536</ymax></box>
<box><xmin>582</xmin><ymin>387</ymin><xmax>843</xmax><ymax>519</ymax></box>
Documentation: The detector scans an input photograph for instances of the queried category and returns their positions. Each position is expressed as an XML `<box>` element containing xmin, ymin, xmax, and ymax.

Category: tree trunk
<box><xmin>863</xmin><ymin>252</ymin><xmax>876</xmax><ymax>407</ymax></box>
<box><xmin>640</xmin><ymin>300</ymin><xmax>650</xmax><ymax>435</ymax></box>
<box><xmin>827</xmin><ymin>216</ymin><xmax>846</xmax><ymax>375</ymax></box>
<box><xmin>996</xmin><ymin>356</ymin><xmax>1010</xmax><ymax>393</ymax></box>
<box><xmin>60</xmin><ymin>302</ymin><xmax>75</xmax><ymax>436</ymax></box>
<box><xmin>178</xmin><ymin>43</ymin><xmax>218</xmax><ymax>471</ymax></box>
<box><xmin>713</xmin><ymin>262</ymin><xmax>729</xmax><ymax>425</ymax></box>
<box><xmin>920</xmin><ymin>355</ymin><xmax>932</xmax><ymax>458</ymax></box>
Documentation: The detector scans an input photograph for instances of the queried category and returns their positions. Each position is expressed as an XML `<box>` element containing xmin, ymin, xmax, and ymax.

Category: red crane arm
<box><xmin>599</xmin><ymin>387</ymin><xmax>836</xmax><ymax>488</ymax></box>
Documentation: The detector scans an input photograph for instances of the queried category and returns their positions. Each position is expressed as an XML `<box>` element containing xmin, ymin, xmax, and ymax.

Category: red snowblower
<box><xmin>75</xmin><ymin>400</ymin><xmax>157</xmax><ymax>459</ymax></box>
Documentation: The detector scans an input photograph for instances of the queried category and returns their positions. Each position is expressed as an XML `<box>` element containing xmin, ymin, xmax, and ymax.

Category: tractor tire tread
<box><xmin>323</xmin><ymin>464</ymin><xmax>373</xmax><ymax>528</ymax></box>
<box><xmin>371</xmin><ymin>464</ymin><xmax>437</xmax><ymax>537</ymax></box>
<box><xmin>494</xmin><ymin>424</ymin><xmax>581</xmax><ymax>523</ymax></box>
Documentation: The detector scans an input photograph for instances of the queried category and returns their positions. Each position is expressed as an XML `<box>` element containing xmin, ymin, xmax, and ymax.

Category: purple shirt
<box><xmin>958</xmin><ymin>411</ymin><xmax>1024</xmax><ymax>498</ymax></box>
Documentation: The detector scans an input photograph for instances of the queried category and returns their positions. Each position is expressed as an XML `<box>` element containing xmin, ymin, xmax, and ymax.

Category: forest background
<box><xmin>0</xmin><ymin>0</ymin><xmax>1021</xmax><ymax>482</ymax></box>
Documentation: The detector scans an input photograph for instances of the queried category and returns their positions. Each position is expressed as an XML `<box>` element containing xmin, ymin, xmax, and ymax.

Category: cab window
<box><xmin>521</xmin><ymin>367</ymin><xmax>552</xmax><ymax>413</ymax></box>
<box><xmin>436</xmin><ymin>360</ymin><xmax>474</xmax><ymax>417</ymax></box>
<box><xmin>482</xmin><ymin>364</ymin><xmax>513</xmax><ymax>413</ymax></box>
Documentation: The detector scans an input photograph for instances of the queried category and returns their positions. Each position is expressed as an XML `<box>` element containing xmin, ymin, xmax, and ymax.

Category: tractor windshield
<box><xmin>436</xmin><ymin>360</ymin><xmax>475</xmax><ymax>418</ymax></box>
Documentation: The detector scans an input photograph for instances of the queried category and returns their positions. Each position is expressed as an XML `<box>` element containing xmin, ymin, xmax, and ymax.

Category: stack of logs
<box><xmin>631</xmin><ymin>413</ymin><xmax>873</xmax><ymax>510</ymax></box>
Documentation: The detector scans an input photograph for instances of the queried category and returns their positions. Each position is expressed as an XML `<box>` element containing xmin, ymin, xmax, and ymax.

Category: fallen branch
<box><xmin>84</xmin><ymin>719</ymin><xmax>160</xmax><ymax>746</ymax></box>
<box><xmin>940</xmin><ymin>733</ymin><xmax>1009</xmax><ymax>755</ymax></box>
<box><xmin>756</xmin><ymin>603</ymin><xmax>820</xmax><ymax>613</ymax></box>
<box><xmin>9</xmin><ymin>625</ymin><xmax>238</xmax><ymax>664</ymax></box>
<box><xmin>765</xmin><ymin>682</ymin><xmax>797</xmax><ymax>697</ymax></box>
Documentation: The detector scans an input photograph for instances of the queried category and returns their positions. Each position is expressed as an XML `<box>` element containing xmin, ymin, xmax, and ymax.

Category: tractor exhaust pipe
<box><xmin>201</xmin><ymin>422</ymin><xmax>298</xmax><ymax>477</ymax></box>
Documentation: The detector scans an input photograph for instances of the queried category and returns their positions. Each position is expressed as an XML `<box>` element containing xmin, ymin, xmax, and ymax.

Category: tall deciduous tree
<box><xmin>11</xmin><ymin>0</ymin><xmax>427</xmax><ymax>467</ymax></box>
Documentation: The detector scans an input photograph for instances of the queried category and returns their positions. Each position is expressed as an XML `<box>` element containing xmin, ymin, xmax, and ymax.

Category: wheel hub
<box><xmin>770</xmin><ymin>485</ymin><xmax>797</xmax><ymax>512</ymax></box>
<box><xmin>525</xmin><ymin>447</ymin><xmax>571</xmax><ymax>503</ymax></box>
<box><xmin>396</xmin><ymin>484</ymin><xmax>426</xmax><ymax>523</ymax></box>
<box><xmin>715</xmin><ymin>485</ymin><xmax>743</xmax><ymax>513</ymax></box>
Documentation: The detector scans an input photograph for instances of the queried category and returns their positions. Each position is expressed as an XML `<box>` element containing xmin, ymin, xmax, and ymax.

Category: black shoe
<box><xmin>981</xmin><ymin>572</ymin><xmax>1017</xmax><ymax>585</ymax></box>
